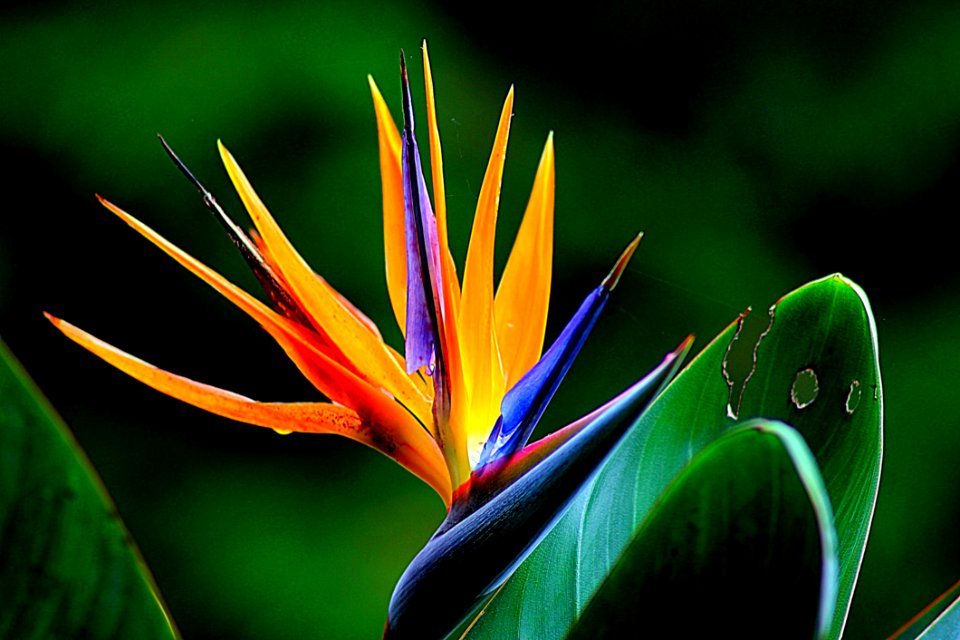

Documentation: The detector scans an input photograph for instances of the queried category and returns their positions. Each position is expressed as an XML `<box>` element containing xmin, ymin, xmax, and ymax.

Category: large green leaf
<box><xmin>0</xmin><ymin>341</ymin><xmax>178</xmax><ymax>639</ymax></box>
<box><xmin>567</xmin><ymin>421</ymin><xmax>837</xmax><ymax>639</ymax></box>
<box><xmin>466</xmin><ymin>274</ymin><xmax>882</xmax><ymax>640</ymax></box>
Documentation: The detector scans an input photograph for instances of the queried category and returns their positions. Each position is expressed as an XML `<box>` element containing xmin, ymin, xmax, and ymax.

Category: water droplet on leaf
<box><xmin>273</xmin><ymin>428</ymin><xmax>292</xmax><ymax>435</ymax></box>
<box><xmin>791</xmin><ymin>368</ymin><xmax>819</xmax><ymax>410</ymax></box>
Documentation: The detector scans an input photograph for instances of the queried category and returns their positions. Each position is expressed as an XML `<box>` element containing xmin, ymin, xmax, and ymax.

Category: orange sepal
<box><xmin>420</xmin><ymin>42</ymin><xmax>461</xmax><ymax>318</ymax></box>
<box><xmin>368</xmin><ymin>76</ymin><xmax>409</xmax><ymax>336</ymax></box>
<box><xmin>45</xmin><ymin>313</ymin><xmax>451</xmax><ymax>503</ymax></box>
<box><xmin>95</xmin><ymin>196</ymin><xmax>435</xmax><ymax>434</ymax></box>
<box><xmin>495</xmin><ymin>133</ymin><xmax>555</xmax><ymax>390</ymax></box>
<box><xmin>458</xmin><ymin>87</ymin><xmax>514</xmax><ymax>461</ymax></box>
<box><xmin>217</xmin><ymin>142</ymin><xmax>432</xmax><ymax>419</ymax></box>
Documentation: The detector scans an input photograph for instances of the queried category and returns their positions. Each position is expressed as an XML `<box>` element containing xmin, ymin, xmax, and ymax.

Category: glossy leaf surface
<box><xmin>467</xmin><ymin>274</ymin><xmax>882</xmax><ymax>640</ymax></box>
<box><xmin>0</xmin><ymin>341</ymin><xmax>177</xmax><ymax>639</ymax></box>
<box><xmin>567</xmin><ymin>421</ymin><xmax>837</xmax><ymax>640</ymax></box>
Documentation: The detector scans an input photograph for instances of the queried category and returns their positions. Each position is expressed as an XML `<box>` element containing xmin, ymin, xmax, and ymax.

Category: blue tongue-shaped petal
<box><xmin>477</xmin><ymin>234</ymin><xmax>642</xmax><ymax>467</ymax></box>
<box><xmin>399</xmin><ymin>52</ymin><xmax>444</xmax><ymax>375</ymax></box>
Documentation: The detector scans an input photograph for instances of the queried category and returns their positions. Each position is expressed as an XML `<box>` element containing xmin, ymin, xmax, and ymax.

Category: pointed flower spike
<box><xmin>368</xmin><ymin>75</ymin><xmax>409</xmax><ymax>334</ymax></box>
<box><xmin>420</xmin><ymin>40</ymin><xmax>449</xmax><ymax>266</ymax></box>
<box><xmin>420</xmin><ymin>41</ymin><xmax>464</xmax><ymax>399</ymax></box>
<box><xmin>478</xmin><ymin>233</ymin><xmax>644</xmax><ymax>467</ymax></box>
<box><xmin>399</xmin><ymin>52</ymin><xmax>469</xmax><ymax>486</ymax></box>
<box><xmin>459</xmin><ymin>86</ymin><xmax>515</xmax><ymax>459</ymax></box>
<box><xmin>399</xmin><ymin>51</ymin><xmax>445</xmax><ymax>377</ymax></box>
<box><xmin>384</xmin><ymin>339</ymin><xmax>690</xmax><ymax>640</ymax></box>
<box><xmin>158</xmin><ymin>135</ymin><xmax>313</xmax><ymax>327</ymax></box>
<box><xmin>495</xmin><ymin>132</ymin><xmax>555</xmax><ymax>390</ymax></box>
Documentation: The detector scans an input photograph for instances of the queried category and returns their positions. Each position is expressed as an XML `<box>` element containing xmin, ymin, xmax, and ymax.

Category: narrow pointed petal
<box><xmin>399</xmin><ymin>53</ymin><xmax>469</xmax><ymax>487</ymax></box>
<box><xmin>96</xmin><ymin>197</ymin><xmax>436</xmax><ymax>439</ymax></box>
<box><xmin>419</xmin><ymin>41</ymin><xmax>469</xmax><ymax>483</ymax></box>
<box><xmin>459</xmin><ymin>88</ymin><xmax>514</xmax><ymax>460</ymax></box>
<box><xmin>421</xmin><ymin>41</ymin><xmax>449</xmax><ymax>269</ymax></box>
<box><xmin>495</xmin><ymin>133</ymin><xmax>555</xmax><ymax>390</ymax></box>
<box><xmin>478</xmin><ymin>234</ymin><xmax>643</xmax><ymax>467</ymax></box>
<box><xmin>46</xmin><ymin>314</ymin><xmax>451</xmax><ymax>501</ymax></box>
<box><xmin>399</xmin><ymin>53</ymin><xmax>445</xmax><ymax>377</ymax></box>
<box><xmin>218</xmin><ymin>142</ymin><xmax>433</xmax><ymax>416</ymax></box>
<box><xmin>421</xmin><ymin>42</ymin><xmax>462</xmax><ymax>315</ymax></box>
<box><xmin>158</xmin><ymin>135</ymin><xmax>311</xmax><ymax>328</ymax></box>
<box><xmin>368</xmin><ymin>76</ymin><xmax>409</xmax><ymax>334</ymax></box>
<box><xmin>384</xmin><ymin>341</ymin><xmax>689</xmax><ymax>640</ymax></box>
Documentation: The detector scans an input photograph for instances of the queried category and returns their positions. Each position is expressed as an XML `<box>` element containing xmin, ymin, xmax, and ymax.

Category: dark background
<box><xmin>2</xmin><ymin>1</ymin><xmax>959</xmax><ymax>637</ymax></box>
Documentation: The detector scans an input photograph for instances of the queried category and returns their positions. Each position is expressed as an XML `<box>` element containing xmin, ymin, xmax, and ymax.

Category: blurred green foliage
<box><xmin>2</xmin><ymin>1</ymin><xmax>958</xmax><ymax>638</ymax></box>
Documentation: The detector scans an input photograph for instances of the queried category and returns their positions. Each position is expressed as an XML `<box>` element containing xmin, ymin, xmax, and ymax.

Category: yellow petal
<box><xmin>218</xmin><ymin>142</ymin><xmax>432</xmax><ymax>420</ymax></box>
<box><xmin>46</xmin><ymin>314</ymin><xmax>451</xmax><ymax>503</ymax></box>
<box><xmin>421</xmin><ymin>42</ymin><xmax>461</xmax><ymax>316</ymax></box>
<box><xmin>96</xmin><ymin>196</ymin><xmax>434</xmax><ymax>432</ymax></box>
<box><xmin>368</xmin><ymin>76</ymin><xmax>408</xmax><ymax>335</ymax></box>
<box><xmin>422</xmin><ymin>41</ymin><xmax>449</xmax><ymax>264</ymax></box>
<box><xmin>458</xmin><ymin>87</ymin><xmax>514</xmax><ymax>462</ymax></box>
<box><xmin>421</xmin><ymin>41</ymin><xmax>470</xmax><ymax>482</ymax></box>
<box><xmin>495</xmin><ymin>133</ymin><xmax>555</xmax><ymax>390</ymax></box>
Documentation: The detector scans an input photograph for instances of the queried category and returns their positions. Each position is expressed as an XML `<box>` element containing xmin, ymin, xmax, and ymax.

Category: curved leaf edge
<box><xmin>0</xmin><ymin>339</ymin><xmax>180</xmax><ymax>639</ymax></box>
<box><xmin>564</xmin><ymin>419</ymin><xmax>839</xmax><ymax>639</ymax></box>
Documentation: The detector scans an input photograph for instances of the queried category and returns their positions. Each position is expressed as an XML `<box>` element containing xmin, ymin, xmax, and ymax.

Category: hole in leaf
<box><xmin>846</xmin><ymin>380</ymin><xmax>862</xmax><ymax>415</ymax></box>
<box><xmin>722</xmin><ymin>305</ymin><xmax>775</xmax><ymax>419</ymax></box>
<box><xmin>791</xmin><ymin>368</ymin><xmax>819</xmax><ymax>410</ymax></box>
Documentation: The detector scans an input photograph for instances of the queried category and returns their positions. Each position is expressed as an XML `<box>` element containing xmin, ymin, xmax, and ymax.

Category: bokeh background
<box><xmin>2</xmin><ymin>1</ymin><xmax>959</xmax><ymax>638</ymax></box>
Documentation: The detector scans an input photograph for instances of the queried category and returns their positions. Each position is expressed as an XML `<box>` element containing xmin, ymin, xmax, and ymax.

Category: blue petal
<box><xmin>383</xmin><ymin>340</ymin><xmax>690</xmax><ymax>640</ymax></box>
<box><xmin>477</xmin><ymin>235</ymin><xmax>642</xmax><ymax>467</ymax></box>
<box><xmin>399</xmin><ymin>53</ymin><xmax>444</xmax><ymax>375</ymax></box>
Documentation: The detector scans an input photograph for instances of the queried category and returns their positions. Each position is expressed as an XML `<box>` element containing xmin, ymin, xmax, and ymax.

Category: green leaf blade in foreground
<box><xmin>567</xmin><ymin>421</ymin><xmax>837</xmax><ymax>640</ymax></box>
<box><xmin>467</xmin><ymin>274</ymin><xmax>881</xmax><ymax>640</ymax></box>
<box><xmin>0</xmin><ymin>341</ymin><xmax>178</xmax><ymax>639</ymax></box>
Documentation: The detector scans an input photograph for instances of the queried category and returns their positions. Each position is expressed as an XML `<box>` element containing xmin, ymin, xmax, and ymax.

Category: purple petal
<box><xmin>477</xmin><ymin>235</ymin><xmax>643</xmax><ymax>466</ymax></box>
<box><xmin>399</xmin><ymin>53</ymin><xmax>444</xmax><ymax>375</ymax></box>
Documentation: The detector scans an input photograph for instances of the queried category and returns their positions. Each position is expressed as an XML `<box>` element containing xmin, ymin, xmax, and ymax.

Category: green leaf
<box><xmin>0</xmin><ymin>340</ymin><xmax>178</xmax><ymax>639</ymax></box>
<box><xmin>466</xmin><ymin>274</ymin><xmax>882</xmax><ymax>640</ymax></box>
<box><xmin>890</xmin><ymin>579</ymin><xmax>960</xmax><ymax>640</ymax></box>
<box><xmin>566</xmin><ymin>420</ymin><xmax>837</xmax><ymax>640</ymax></box>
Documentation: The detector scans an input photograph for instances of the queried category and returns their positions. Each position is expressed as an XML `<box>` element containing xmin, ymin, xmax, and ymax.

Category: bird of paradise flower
<box><xmin>47</xmin><ymin>43</ymin><xmax>690</xmax><ymax>639</ymax></box>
